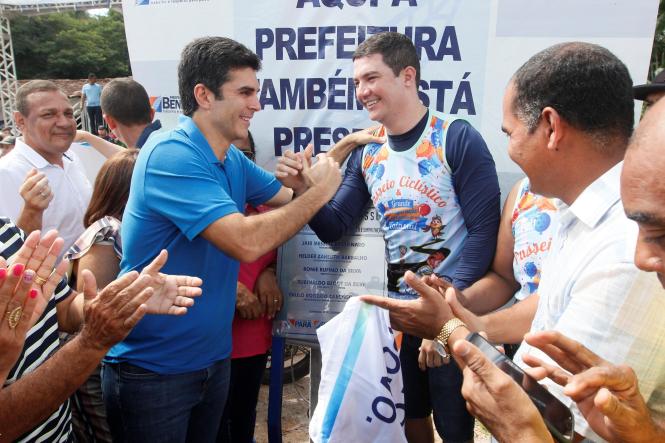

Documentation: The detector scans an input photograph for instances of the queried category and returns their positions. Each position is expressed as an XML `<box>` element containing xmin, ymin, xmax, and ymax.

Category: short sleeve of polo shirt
<box><xmin>142</xmin><ymin>139</ymin><xmax>241</xmax><ymax>241</ymax></box>
<box><xmin>239</xmin><ymin>152</ymin><xmax>282</xmax><ymax>208</ymax></box>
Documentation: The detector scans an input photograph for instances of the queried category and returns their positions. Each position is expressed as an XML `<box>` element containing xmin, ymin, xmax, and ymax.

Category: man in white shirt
<box><xmin>0</xmin><ymin>80</ymin><xmax>92</xmax><ymax>252</ymax></box>
<box><xmin>437</xmin><ymin>64</ymin><xmax>665</xmax><ymax>443</ymax></box>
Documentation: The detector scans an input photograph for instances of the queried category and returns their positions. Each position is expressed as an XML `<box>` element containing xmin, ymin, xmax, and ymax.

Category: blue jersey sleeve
<box><xmin>308</xmin><ymin>148</ymin><xmax>371</xmax><ymax>243</ymax></box>
<box><xmin>446</xmin><ymin>120</ymin><xmax>501</xmax><ymax>289</ymax></box>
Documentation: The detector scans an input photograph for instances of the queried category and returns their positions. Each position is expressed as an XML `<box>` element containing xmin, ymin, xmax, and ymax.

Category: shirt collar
<box><xmin>13</xmin><ymin>138</ymin><xmax>58</xmax><ymax>169</ymax></box>
<box><xmin>177</xmin><ymin>115</ymin><xmax>220</xmax><ymax>165</ymax></box>
<box><xmin>565</xmin><ymin>161</ymin><xmax>623</xmax><ymax>229</ymax></box>
<box><xmin>136</xmin><ymin>119</ymin><xmax>162</xmax><ymax>149</ymax></box>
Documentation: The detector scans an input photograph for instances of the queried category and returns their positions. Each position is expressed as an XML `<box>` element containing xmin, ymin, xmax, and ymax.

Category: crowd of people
<box><xmin>0</xmin><ymin>30</ymin><xmax>664</xmax><ymax>443</ymax></box>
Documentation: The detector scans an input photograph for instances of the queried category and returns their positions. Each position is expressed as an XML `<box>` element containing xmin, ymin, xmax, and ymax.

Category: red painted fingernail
<box><xmin>0</xmin><ymin>268</ymin><xmax>6</xmax><ymax>279</ymax></box>
<box><xmin>13</xmin><ymin>263</ymin><xmax>25</xmax><ymax>276</ymax></box>
<box><xmin>30</xmin><ymin>289</ymin><xmax>38</xmax><ymax>299</ymax></box>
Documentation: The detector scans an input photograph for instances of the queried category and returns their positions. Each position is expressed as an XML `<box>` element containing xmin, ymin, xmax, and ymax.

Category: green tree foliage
<box><xmin>650</xmin><ymin>0</ymin><xmax>665</xmax><ymax>78</ymax></box>
<box><xmin>11</xmin><ymin>10</ymin><xmax>130</xmax><ymax>79</ymax></box>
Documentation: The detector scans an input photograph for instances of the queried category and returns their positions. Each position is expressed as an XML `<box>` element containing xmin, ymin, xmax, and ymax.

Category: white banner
<box><xmin>122</xmin><ymin>0</ymin><xmax>658</xmax><ymax>180</ymax></box>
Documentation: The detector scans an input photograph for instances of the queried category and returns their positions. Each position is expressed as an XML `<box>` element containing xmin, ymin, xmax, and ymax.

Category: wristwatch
<box><xmin>433</xmin><ymin>318</ymin><xmax>467</xmax><ymax>358</ymax></box>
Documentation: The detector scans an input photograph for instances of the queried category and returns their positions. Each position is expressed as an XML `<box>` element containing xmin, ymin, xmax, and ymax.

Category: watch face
<box><xmin>433</xmin><ymin>340</ymin><xmax>448</xmax><ymax>358</ymax></box>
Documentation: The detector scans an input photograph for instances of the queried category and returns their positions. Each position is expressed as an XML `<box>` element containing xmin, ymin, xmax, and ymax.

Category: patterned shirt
<box><xmin>514</xmin><ymin>163</ymin><xmax>665</xmax><ymax>440</ymax></box>
<box><xmin>511</xmin><ymin>178</ymin><xmax>558</xmax><ymax>300</ymax></box>
<box><xmin>64</xmin><ymin>216</ymin><xmax>122</xmax><ymax>262</ymax></box>
<box><xmin>362</xmin><ymin>113</ymin><xmax>467</xmax><ymax>298</ymax></box>
<box><xmin>309</xmin><ymin>113</ymin><xmax>501</xmax><ymax>293</ymax></box>
<box><xmin>1</xmin><ymin>218</ymin><xmax>74</xmax><ymax>442</ymax></box>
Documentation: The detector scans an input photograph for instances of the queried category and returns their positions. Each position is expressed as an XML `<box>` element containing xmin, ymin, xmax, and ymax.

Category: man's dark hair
<box><xmin>16</xmin><ymin>80</ymin><xmax>61</xmax><ymax>116</ymax></box>
<box><xmin>88</xmin><ymin>73</ymin><xmax>96</xmax><ymax>79</ymax></box>
<box><xmin>246</xmin><ymin>131</ymin><xmax>255</xmax><ymax>155</ymax></box>
<box><xmin>353</xmin><ymin>32</ymin><xmax>420</xmax><ymax>84</ymax></box>
<box><xmin>101</xmin><ymin>79</ymin><xmax>152</xmax><ymax>126</ymax></box>
<box><xmin>178</xmin><ymin>36</ymin><xmax>261</xmax><ymax>116</ymax></box>
<box><xmin>512</xmin><ymin>42</ymin><xmax>634</xmax><ymax>149</ymax></box>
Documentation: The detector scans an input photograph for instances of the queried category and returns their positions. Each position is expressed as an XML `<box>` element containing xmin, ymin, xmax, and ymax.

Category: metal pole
<box><xmin>0</xmin><ymin>13</ymin><xmax>18</xmax><ymax>132</ymax></box>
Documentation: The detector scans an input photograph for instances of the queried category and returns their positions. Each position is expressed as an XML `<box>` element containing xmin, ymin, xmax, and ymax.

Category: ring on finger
<box><xmin>34</xmin><ymin>275</ymin><xmax>48</xmax><ymax>286</ymax></box>
<box><xmin>6</xmin><ymin>306</ymin><xmax>22</xmax><ymax>329</ymax></box>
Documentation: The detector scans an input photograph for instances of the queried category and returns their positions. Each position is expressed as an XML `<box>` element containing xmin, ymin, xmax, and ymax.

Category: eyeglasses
<box><xmin>241</xmin><ymin>150</ymin><xmax>255</xmax><ymax>161</ymax></box>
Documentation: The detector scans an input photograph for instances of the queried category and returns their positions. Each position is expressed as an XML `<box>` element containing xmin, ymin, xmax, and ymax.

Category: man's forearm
<box><xmin>481</xmin><ymin>294</ymin><xmax>539</xmax><ymax>343</ymax></box>
<box><xmin>57</xmin><ymin>292</ymin><xmax>85</xmax><ymax>334</ymax></box>
<box><xmin>326</xmin><ymin>137</ymin><xmax>358</xmax><ymax>165</ymax></box>
<box><xmin>208</xmin><ymin>184</ymin><xmax>336</xmax><ymax>263</ymax></box>
<box><xmin>462</xmin><ymin>271</ymin><xmax>520</xmax><ymax>315</ymax></box>
<box><xmin>247</xmin><ymin>185</ymin><xmax>333</xmax><ymax>256</ymax></box>
<box><xmin>15</xmin><ymin>207</ymin><xmax>43</xmax><ymax>235</ymax></box>
<box><xmin>76</xmin><ymin>131</ymin><xmax>122</xmax><ymax>158</ymax></box>
<box><xmin>0</xmin><ymin>336</ymin><xmax>106</xmax><ymax>441</ymax></box>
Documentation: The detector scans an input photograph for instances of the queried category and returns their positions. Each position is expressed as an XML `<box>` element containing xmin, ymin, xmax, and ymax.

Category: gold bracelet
<box><xmin>435</xmin><ymin>318</ymin><xmax>467</xmax><ymax>355</ymax></box>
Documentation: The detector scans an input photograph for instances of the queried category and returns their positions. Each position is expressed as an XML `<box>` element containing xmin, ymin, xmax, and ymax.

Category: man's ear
<box><xmin>103</xmin><ymin>114</ymin><xmax>117</xmax><ymax>130</ymax></box>
<box><xmin>402</xmin><ymin>66</ymin><xmax>418</xmax><ymax>88</ymax></box>
<box><xmin>541</xmin><ymin>107</ymin><xmax>564</xmax><ymax>151</ymax></box>
<box><xmin>193</xmin><ymin>84</ymin><xmax>215</xmax><ymax>111</ymax></box>
<box><xmin>13</xmin><ymin>111</ymin><xmax>25</xmax><ymax>132</ymax></box>
<box><xmin>149</xmin><ymin>108</ymin><xmax>155</xmax><ymax>121</ymax></box>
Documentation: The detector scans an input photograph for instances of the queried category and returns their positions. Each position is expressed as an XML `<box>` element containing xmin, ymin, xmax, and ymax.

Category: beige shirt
<box><xmin>515</xmin><ymin>163</ymin><xmax>665</xmax><ymax>441</ymax></box>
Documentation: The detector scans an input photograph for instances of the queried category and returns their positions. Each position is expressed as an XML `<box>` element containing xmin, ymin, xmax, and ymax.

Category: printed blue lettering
<box><xmin>328</xmin><ymin>72</ymin><xmax>347</xmax><ymax>110</ymax></box>
<box><xmin>429</xmin><ymin>80</ymin><xmax>453</xmax><ymax>112</ymax></box>
<box><xmin>436</xmin><ymin>26</ymin><xmax>461</xmax><ymax>60</ymax></box>
<box><xmin>298</xmin><ymin>27</ymin><xmax>317</xmax><ymax>59</ymax></box>
<box><xmin>257</xmin><ymin>26</ymin><xmax>458</xmax><ymax>61</ymax></box>
<box><xmin>281</xmin><ymin>78</ymin><xmax>305</xmax><ymax>109</ymax></box>
<box><xmin>318</xmin><ymin>27</ymin><xmax>336</xmax><ymax>59</ymax></box>
<box><xmin>297</xmin><ymin>0</ymin><xmax>413</xmax><ymax>7</ymax></box>
<box><xmin>276</xmin><ymin>28</ymin><xmax>297</xmax><ymax>60</ymax></box>
<box><xmin>255</xmin><ymin>28</ymin><xmax>274</xmax><ymax>59</ymax></box>
<box><xmin>259</xmin><ymin>78</ymin><xmax>280</xmax><ymax>109</ymax></box>
<box><xmin>294</xmin><ymin>127</ymin><xmax>313</xmax><ymax>151</ymax></box>
<box><xmin>306</xmin><ymin>78</ymin><xmax>327</xmax><ymax>108</ymax></box>
<box><xmin>337</xmin><ymin>26</ymin><xmax>356</xmax><ymax>58</ymax></box>
<box><xmin>274</xmin><ymin>127</ymin><xmax>293</xmax><ymax>155</ymax></box>
<box><xmin>451</xmin><ymin>72</ymin><xmax>475</xmax><ymax>114</ymax></box>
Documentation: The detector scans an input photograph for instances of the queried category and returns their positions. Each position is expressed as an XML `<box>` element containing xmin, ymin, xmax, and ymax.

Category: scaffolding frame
<box><xmin>0</xmin><ymin>0</ymin><xmax>121</xmax><ymax>129</ymax></box>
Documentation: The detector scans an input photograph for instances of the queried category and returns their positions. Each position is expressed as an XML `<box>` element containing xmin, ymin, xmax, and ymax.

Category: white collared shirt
<box><xmin>514</xmin><ymin>162</ymin><xmax>665</xmax><ymax>441</ymax></box>
<box><xmin>0</xmin><ymin>138</ymin><xmax>92</xmax><ymax>253</ymax></box>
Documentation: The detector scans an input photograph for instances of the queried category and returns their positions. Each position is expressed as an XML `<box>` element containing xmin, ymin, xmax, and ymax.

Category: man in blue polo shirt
<box><xmin>101</xmin><ymin>37</ymin><xmax>342</xmax><ymax>442</ymax></box>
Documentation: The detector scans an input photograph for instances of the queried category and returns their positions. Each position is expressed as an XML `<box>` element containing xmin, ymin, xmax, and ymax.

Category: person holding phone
<box><xmin>362</xmin><ymin>42</ymin><xmax>665</xmax><ymax>442</ymax></box>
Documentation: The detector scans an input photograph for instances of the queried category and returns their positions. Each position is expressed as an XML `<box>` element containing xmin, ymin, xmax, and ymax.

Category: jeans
<box><xmin>217</xmin><ymin>353</ymin><xmax>268</xmax><ymax>443</ymax></box>
<box><xmin>102</xmin><ymin>359</ymin><xmax>230</xmax><ymax>443</ymax></box>
<box><xmin>86</xmin><ymin>106</ymin><xmax>103</xmax><ymax>135</ymax></box>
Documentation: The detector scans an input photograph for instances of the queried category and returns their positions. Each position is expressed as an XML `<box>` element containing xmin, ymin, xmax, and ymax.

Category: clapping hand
<box><xmin>138</xmin><ymin>250</ymin><xmax>203</xmax><ymax>316</ymax></box>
